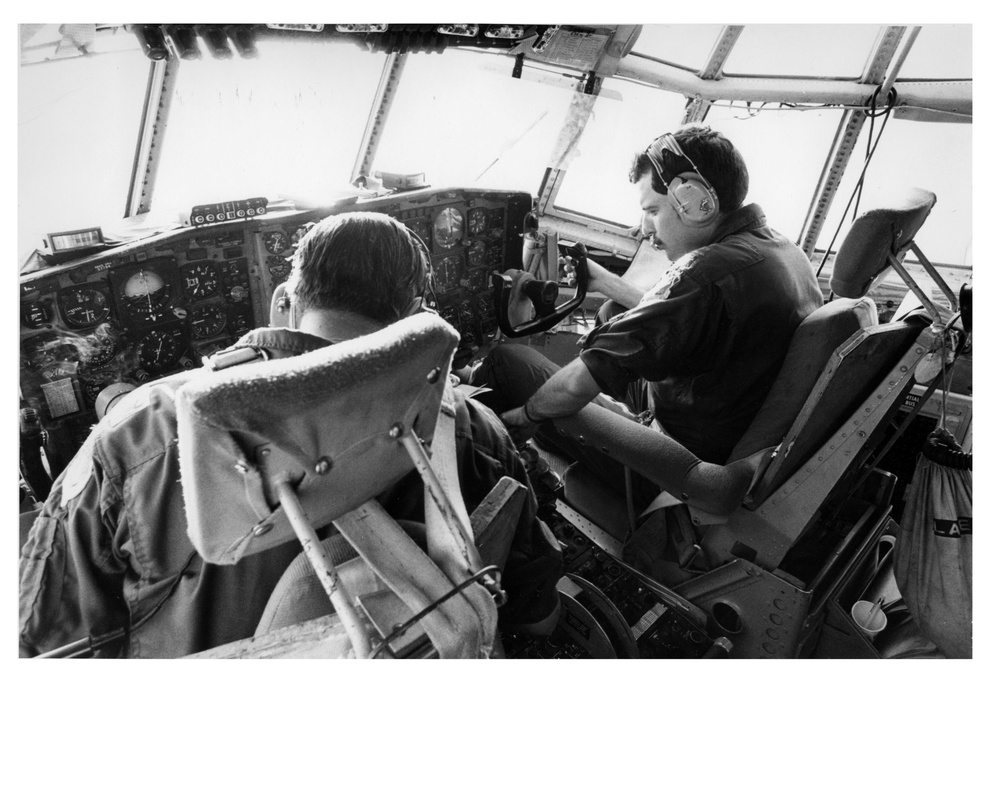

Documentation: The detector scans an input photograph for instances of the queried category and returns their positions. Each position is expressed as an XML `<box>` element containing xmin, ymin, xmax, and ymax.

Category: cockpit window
<box><xmin>373</xmin><ymin>48</ymin><xmax>576</xmax><ymax>193</ymax></box>
<box><xmin>723</xmin><ymin>25</ymin><xmax>883</xmax><ymax>79</ymax></box>
<box><xmin>703</xmin><ymin>104</ymin><xmax>844</xmax><ymax>244</ymax></box>
<box><xmin>153</xmin><ymin>38</ymin><xmax>388</xmax><ymax>214</ymax></box>
<box><xmin>817</xmin><ymin>119</ymin><xmax>972</xmax><ymax>266</ymax></box>
<box><xmin>629</xmin><ymin>24</ymin><xmax>726</xmax><ymax>71</ymax></box>
<box><xmin>18</xmin><ymin>49</ymin><xmax>149</xmax><ymax>263</ymax></box>
<box><xmin>552</xmin><ymin>77</ymin><xmax>686</xmax><ymax>225</ymax></box>
<box><xmin>895</xmin><ymin>25</ymin><xmax>973</xmax><ymax>80</ymax></box>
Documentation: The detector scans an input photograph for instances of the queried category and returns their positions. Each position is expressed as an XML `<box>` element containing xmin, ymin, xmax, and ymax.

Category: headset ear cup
<box><xmin>668</xmin><ymin>175</ymin><xmax>718</xmax><ymax>227</ymax></box>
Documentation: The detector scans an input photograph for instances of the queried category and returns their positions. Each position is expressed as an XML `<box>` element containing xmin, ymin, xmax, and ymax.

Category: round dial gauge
<box><xmin>60</xmin><ymin>286</ymin><xmax>111</xmax><ymax>328</ymax></box>
<box><xmin>136</xmin><ymin>327</ymin><xmax>186</xmax><ymax>373</ymax></box>
<box><xmin>433</xmin><ymin>207</ymin><xmax>464</xmax><ymax>250</ymax></box>
<box><xmin>467</xmin><ymin>208</ymin><xmax>488</xmax><ymax>236</ymax></box>
<box><xmin>432</xmin><ymin>255</ymin><xmax>463</xmax><ymax>290</ymax></box>
<box><xmin>119</xmin><ymin>268</ymin><xmax>172</xmax><ymax>323</ymax></box>
<box><xmin>268</xmin><ymin>257</ymin><xmax>292</xmax><ymax>281</ymax></box>
<box><xmin>183</xmin><ymin>263</ymin><xmax>221</xmax><ymax>300</ymax></box>
<box><xmin>263</xmin><ymin>231</ymin><xmax>291</xmax><ymax>254</ymax></box>
<box><xmin>82</xmin><ymin>326</ymin><xmax>121</xmax><ymax>368</ymax></box>
<box><xmin>191</xmin><ymin>304</ymin><xmax>227</xmax><ymax>339</ymax></box>
<box><xmin>82</xmin><ymin>371</ymin><xmax>117</xmax><ymax>404</ymax></box>
<box><xmin>467</xmin><ymin>240</ymin><xmax>487</xmax><ymax>267</ymax></box>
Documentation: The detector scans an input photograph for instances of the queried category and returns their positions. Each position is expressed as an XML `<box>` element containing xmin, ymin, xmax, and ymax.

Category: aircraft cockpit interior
<box><xmin>17</xmin><ymin>23</ymin><xmax>973</xmax><ymax>671</ymax></box>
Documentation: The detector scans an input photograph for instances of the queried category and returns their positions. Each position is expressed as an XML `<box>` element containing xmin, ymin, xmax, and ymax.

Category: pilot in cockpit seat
<box><xmin>468</xmin><ymin>125</ymin><xmax>823</xmax><ymax>515</ymax></box>
<box><xmin>18</xmin><ymin>211</ymin><xmax>562</xmax><ymax>658</ymax></box>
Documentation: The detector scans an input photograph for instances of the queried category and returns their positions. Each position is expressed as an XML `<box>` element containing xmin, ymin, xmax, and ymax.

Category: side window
<box><xmin>817</xmin><ymin>119</ymin><xmax>972</xmax><ymax>266</ymax></box>
<box><xmin>553</xmin><ymin>78</ymin><xmax>686</xmax><ymax>226</ymax></box>
<box><xmin>704</xmin><ymin>105</ymin><xmax>844</xmax><ymax>244</ymax></box>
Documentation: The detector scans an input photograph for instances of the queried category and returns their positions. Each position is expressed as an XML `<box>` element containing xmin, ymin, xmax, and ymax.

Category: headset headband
<box><xmin>645</xmin><ymin>132</ymin><xmax>713</xmax><ymax>193</ymax></box>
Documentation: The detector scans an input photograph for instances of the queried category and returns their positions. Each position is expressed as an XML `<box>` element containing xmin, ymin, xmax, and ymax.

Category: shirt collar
<box><xmin>235</xmin><ymin>327</ymin><xmax>338</xmax><ymax>359</ymax></box>
<box><xmin>713</xmin><ymin>203</ymin><xmax>767</xmax><ymax>242</ymax></box>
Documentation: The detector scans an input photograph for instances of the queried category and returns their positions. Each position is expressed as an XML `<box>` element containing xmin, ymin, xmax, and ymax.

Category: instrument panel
<box><xmin>19</xmin><ymin>187</ymin><xmax>531</xmax><ymax>472</ymax></box>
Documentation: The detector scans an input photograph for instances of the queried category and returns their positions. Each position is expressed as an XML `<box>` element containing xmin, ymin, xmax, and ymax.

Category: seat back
<box><xmin>698</xmin><ymin>191</ymin><xmax>940</xmax><ymax>568</ymax></box>
<box><xmin>175</xmin><ymin>312</ymin><xmax>504</xmax><ymax>658</ymax></box>
<box><xmin>728</xmin><ymin>297</ymin><xmax>879</xmax><ymax>472</ymax></box>
<box><xmin>176</xmin><ymin>313</ymin><xmax>455</xmax><ymax>563</ymax></box>
<box><xmin>829</xmin><ymin>187</ymin><xmax>936</xmax><ymax>299</ymax></box>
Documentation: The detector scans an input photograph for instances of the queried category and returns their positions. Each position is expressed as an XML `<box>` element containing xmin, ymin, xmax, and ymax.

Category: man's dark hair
<box><xmin>629</xmin><ymin>125</ymin><xmax>750</xmax><ymax>214</ymax></box>
<box><xmin>288</xmin><ymin>211</ymin><xmax>429</xmax><ymax>323</ymax></box>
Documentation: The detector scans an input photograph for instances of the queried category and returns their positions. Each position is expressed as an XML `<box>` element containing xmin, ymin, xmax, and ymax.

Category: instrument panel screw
<box><xmin>389</xmin><ymin>424</ymin><xmax>404</xmax><ymax>439</ymax></box>
<box><xmin>427</xmin><ymin>367</ymin><xmax>441</xmax><ymax>383</ymax></box>
<box><xmin>314</xmin><ymin>456</ymin><xmax>333</xmax><ymax>475</ymax></box>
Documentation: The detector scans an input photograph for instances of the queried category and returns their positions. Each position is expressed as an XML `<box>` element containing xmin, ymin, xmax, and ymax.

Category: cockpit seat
<box><xmin>553</xmin><ymin>188</ymin><xmax>942</xmax><ymax>656</ymax></box>
<box><xmin>175</xmin><ymin>313</ymin><xmax>514</xmax><ymax>658</ymax></box>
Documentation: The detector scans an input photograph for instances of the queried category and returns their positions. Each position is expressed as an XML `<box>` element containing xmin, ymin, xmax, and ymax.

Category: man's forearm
<box><xmin>524</xmin><ymin>357</ymin><xmax>601</xmax><ymax>420</ymax></box>
<box><xmin>588</xmin><ymin>260</ymin><xmax>645</xmax><ymax>310</ymax></box>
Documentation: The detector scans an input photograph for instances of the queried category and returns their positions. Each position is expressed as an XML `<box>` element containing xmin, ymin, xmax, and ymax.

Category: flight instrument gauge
<box><xmin>82</xmin><ymin>324</ymin><xmax>122</xmax><ymax>368</ymax></box>
<box><xmin>136</xmin><ymin>326</ymin><xmax>186</xmax><ymax>373</ymax></box>
<box><xmin>182</xmin><ymin>262</ymin><xmax>221</xmax><ymax>300</ymax></box>
<box><xmin>191</xmin><ymin>303</ymin><xmax>227</xmax><ymax>339</ymax></box>
<box><xmin>59</xmin><ymin>286</ymin><xmax>111</xmax><ymax>329</ymax></box>
<box><xmin>467</xmin><ymin>207</ymin><xmax>488</xmax><ymax>236</ymax></box>
<box><xmin>263</xmin><ymin>231</ymin><xmax>291</xmax><ymax>254</ymax></box>
<box><xmin>118</xmin><ymin>267</ymin><xmax>173</xmax><ymax>324</ymax></box>
<box><xmin>467</xmin><ymin>239</ymin><xmax>487</xmax><ymax>267</ymax></box>
<box><xmin>433</xmin><ymin>207</ymin><xmax>464</xmax><ymax>250</ymax></box>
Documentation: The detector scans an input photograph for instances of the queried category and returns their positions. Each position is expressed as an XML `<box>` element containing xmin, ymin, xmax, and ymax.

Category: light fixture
<box><xmin>484</xmin><ymin>26</ymin><xmax>526</xmax><ymax>40</ymax></box>
<box><xmin>164</xmin><ymin>25</ymin><xmax>202</xmax><ymax>60</ymax></box>
<box><xmin>335</xmin><ymin>24</ymin><xmax>389</xmax><ymax>33</ymax></box>
<box><xmin>437</xmin><ymin>25</ymin><xmax>479</xmax><ymax>37</ymax></box>
<box><xmin>267</xmin><ymin>24</ymin><xmax>325</xmax><ymax>32</ymax></box>
<box><xmin>195</xmin><ymin>25</ymin><xmax>232</xmax><ymax>59</ymax></box>
<box><xmin>129</xmin><ymin>24</ymin><xmax>170</xmax><ymax>61</ymax></box>
<box><xmin>225</xmin><ymin>25</ymin><xmax>258</xmax><ymax>59</ymax></box>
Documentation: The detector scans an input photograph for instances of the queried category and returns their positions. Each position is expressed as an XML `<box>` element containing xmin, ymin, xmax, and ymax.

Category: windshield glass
<box><xmin>18</xmin><ymin>49</ymin><xmax>150</xmax><ymax>263</ymax></box>
<box><xmin>374</xmin><ymin>49</ymin><xmax>576</xmax><ymax>192</ymax></box>
<box><xmin>154</xmin><ymin>38</ymin><xmax>388</xmax><ymax>213</ymax></box>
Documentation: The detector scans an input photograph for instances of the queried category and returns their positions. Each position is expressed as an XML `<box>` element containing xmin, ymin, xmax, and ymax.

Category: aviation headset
<box><xmin>645</xmin><ymin>132</ymin><xmax>720</xmax><ymax>228</ymax></box>
<box><xmin>400</xmin><ymin>226</ymin><xmax>435</xmax><ymax>319</ymax></box>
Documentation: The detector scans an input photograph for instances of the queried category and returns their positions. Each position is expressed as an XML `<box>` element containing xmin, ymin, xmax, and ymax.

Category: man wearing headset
<box><xmin>19</xmin><ymin>212</ymin><xmax>562</xmax><ymax>658</ymax></box>
<box><xmin>470</xmin><ymin>125</ymin><xmax>822</xmax><ymax>487</ymax></box>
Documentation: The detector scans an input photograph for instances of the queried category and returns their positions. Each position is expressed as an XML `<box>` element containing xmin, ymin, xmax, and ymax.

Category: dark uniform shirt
<box><xmin>579</xmin><ymin>204</ymin><xmax>823</xmax><ymax>464</ymax></box>
<box><xmin>19</xmin><ymin>326</ymin><xmax>559</xmax><ymax>657</ymax></box>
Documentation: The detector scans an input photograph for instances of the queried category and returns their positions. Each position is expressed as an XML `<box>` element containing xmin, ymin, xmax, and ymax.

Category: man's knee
<box><xmin>470</xmin><ymin>344</ymin><xmax>558</xmax><ymax>411</ymax></box>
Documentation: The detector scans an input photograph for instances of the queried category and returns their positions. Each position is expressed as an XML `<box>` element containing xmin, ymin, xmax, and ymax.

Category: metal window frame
<box><xmin>351</xmin><ymin>52</ymin><xmax>408</xmax><ymax>183</ymax></box>
<box><xmin>125</xmin><ymin>57</ymin><xmax>178</xmax><ymax>217</ymax></box>
<box><xmin>535</xmin><ymin>24</ymin><xmax>970</xmax><ymax>257</ymax></box>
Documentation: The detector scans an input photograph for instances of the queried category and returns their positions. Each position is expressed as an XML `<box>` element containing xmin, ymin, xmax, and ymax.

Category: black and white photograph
<box><xmin>11</xmin><ymin>9</ymin><xmax>987</xmax><ymax>796</ymax></box>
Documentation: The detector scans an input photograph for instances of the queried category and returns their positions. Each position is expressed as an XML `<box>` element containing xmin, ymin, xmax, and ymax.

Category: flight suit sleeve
<box><xmin>18</xmin><ymin>451</ymin><xmax>130</xmax><ymax>658</ymax></box>
<box><xmin>457</xmin><ymin>397</ymin><xmax>563</xmax><ymax>624</ymax></box>
<box><xmin>578</xmin><ymin>277</ymin><xmax>730</xmax><ymax>399</ymax></box>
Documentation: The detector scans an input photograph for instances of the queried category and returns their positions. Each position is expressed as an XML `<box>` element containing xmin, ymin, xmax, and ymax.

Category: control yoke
<box><xmin>492</xmin><ymin>242</ymin><xmax>590</xmax><ymax>337</ymax></box>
